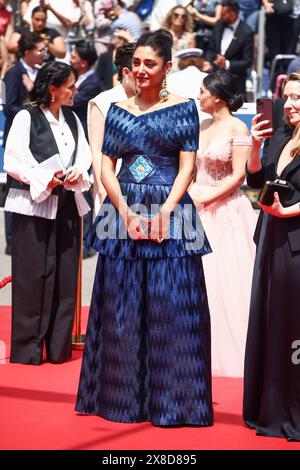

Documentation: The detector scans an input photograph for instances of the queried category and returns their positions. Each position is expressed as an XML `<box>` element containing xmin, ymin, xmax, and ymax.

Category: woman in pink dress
<box><xmin>189</xmin><ymin>70</ymin><xmax>257</xmax><ymax>377</ymax></box>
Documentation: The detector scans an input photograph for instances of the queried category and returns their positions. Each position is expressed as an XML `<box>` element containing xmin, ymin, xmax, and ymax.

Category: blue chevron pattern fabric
<box><xmin>88</xmin><ymin>100</ymin><xmax>211</xmax><ymax>259</ymax></box>
<box><xmin>75</xmin><ymin>100</ymin><xmax>213</xmax><ymax>426</ymax></box>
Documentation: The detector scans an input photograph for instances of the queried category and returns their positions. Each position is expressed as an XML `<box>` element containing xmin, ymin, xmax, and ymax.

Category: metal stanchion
<box><xmin>72</xmin><ymin>217</ymin><xmax>85</xmax><ymax>350</ymax></box>
<box><xmin>256</xmin><ymin>8</ymin><xmax>266</xmax><ymax>97</ymax></box>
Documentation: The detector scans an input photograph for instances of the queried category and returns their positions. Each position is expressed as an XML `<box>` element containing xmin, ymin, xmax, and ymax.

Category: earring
<box><xmin>159</xmin><ymin>77</ymin><xmax>169</xmax><ymax>102</ymax></box>
<box><xmin>126</xmin><ymin>76</ymin><xmax>129</xmax><ymax>85</ymax></box>
<box><xmin>51</xmin><ymin>95</ymin><xmax>55</xmax><ymax>103</ymax></box>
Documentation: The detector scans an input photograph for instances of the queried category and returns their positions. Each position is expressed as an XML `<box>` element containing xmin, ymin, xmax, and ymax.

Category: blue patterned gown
<box><xmin>75</xmin><ymin>100</ymin><xmax>214</xmax><ymax>426</ymax></box>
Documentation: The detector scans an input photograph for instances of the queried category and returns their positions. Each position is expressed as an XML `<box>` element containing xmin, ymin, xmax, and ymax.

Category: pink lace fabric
<box><xmin>195</xmin><ymin>136</ymin><xmax>252</xmax><ymax>189</ymax></box>
<box><xmin>189</xmin><ymin>136</ymin><xmax>257</xmax><ymax>377</ymax></box>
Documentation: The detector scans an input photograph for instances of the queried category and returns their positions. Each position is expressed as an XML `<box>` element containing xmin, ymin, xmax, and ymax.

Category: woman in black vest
<box><xmin>4</xmin><ymin>62</ymin><xmax>91</xmax><ymax>365</ymax></box>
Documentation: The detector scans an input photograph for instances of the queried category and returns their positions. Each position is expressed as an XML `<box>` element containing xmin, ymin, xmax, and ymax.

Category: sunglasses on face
<box><xmin>173</xmin><ymin>12</ymin><xmax>186</xmax><ymax>19</ymax></box>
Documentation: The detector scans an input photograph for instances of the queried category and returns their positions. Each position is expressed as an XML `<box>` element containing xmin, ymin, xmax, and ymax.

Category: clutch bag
<box><xmin>258</xmin><ymin>179</ymin><xmax>290</xmax><ymax>206</ymax></box>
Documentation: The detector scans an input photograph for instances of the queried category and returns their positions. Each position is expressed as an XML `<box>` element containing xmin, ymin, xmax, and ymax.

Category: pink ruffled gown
<box><xmin>189</xmin><ymin>136</ymin><xmax>257</xmax><ymax>377</ymax></box>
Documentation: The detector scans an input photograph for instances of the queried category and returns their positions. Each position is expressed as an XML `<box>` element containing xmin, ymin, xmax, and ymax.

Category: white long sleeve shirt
<box><xmin>4</xmin><ymin>107</ymin><xmax>92</xmax><ymax>219</ymax></box>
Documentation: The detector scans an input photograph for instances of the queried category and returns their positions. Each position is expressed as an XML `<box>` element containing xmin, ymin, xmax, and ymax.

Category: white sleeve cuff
<box><xmin>28</xmin><ymin>167</ymin><xmax>54</xmax><ymax>203</ymax></box>
<box><xmin>63</xmin><ymin>167</ymin><xmax>91</xmax><ymax>193</ymax></box>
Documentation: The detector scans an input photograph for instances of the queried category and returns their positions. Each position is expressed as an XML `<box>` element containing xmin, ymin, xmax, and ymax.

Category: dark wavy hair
<box><xmin>28</xmin><ymin>62</ymin><xmax>77</xmax><ymax>107</ymax></box>
<box><xmin>74</xmin><ymin>41</ymin><xmax>98</xmax><ymax>68</ymax></box>
<box><xmin>114</xmin><ymin>42</ymin><xmax>136</xmax><ymax>81</ymax></box>
<box><xmin>31</xmin><ymin>6</ymin><xmax>47</xmax><ymax>16</ymax></box>
<box><xmin>135</xmin><ymin>29</ymin><xmax>173</xmax><ymax>64</ymax></box>
<box><xmin>18</xmin><ymin>31</ymin><xmax>44</xmax><ymax>57</ymax></box>
<box><xmin>221</xmin><ymin>0</ymin><xmax>240</xmax><ymax>14</ymax></box>
<box><xmin>203</xmin><ymin>70</ymin><xmax>243</xmax><ymax>112</ymax></box>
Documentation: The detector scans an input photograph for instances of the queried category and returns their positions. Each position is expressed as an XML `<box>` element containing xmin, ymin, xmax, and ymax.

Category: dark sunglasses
<box><xmin>173</xmin><ymin>12</ymin><xmax>186</xmax><ymax>19</ymax></box>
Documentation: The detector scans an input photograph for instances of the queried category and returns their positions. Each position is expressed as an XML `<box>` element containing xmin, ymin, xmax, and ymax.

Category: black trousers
<box><xmin>4</xmin><ymin>211</ymin><xmax>12</xmax><ymax>248</ymax></box>
<box><xmin>11</xmin><ymin>190</ymin><xmax>80</xmax><ymax>365</ymax></box>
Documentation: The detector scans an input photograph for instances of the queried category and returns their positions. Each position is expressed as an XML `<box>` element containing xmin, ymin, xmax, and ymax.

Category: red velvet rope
<box><xmin>0</xmin><ymin>276</ymin><xmax>12</xmax><ymax>289</ymax></box>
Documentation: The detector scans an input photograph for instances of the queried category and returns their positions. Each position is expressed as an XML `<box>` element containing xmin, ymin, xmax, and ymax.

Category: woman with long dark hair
<box><xmin>76</xmin><ymin>29</ymin><xmax>213</xmax><ymax>427</ymax></box>
<box><xmin>4</xmin><ymin>61</ymin><xmax>91</xmax><ymax>365</ymax></box>
<box><xmin>189</xmin><ymin>70</ymin><xmax>257</xmax><ymax>378</ymax></box>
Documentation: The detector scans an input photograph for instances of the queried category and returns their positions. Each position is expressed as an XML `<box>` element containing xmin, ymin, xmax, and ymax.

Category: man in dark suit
<box><xmin>70</xmin><ymin>42</ymin><xmax>103</xmax><ymax>139</ymax></box>
<box><xmin>203</xmin><ymin>0</ymin><xmax>254</xmax><ymax>99</ymax></box>
<box><xmin>3</xmin><ymin>31</ymin><xmax>46</xmax><ymax>255</ymax></box>
<box><xmin>3</xmin><ymin>31</ymin><xmax>46</xmax><ymax>145</ymax></box>
<box><xmin>70</xmin><ymin>42</ymin><xmax>103</xmax><ymax>258</ymax></box>
<box><xmin>95</xmin><ymin>48</ymin><xmax>114</xmax><ymax>91</ymax></box>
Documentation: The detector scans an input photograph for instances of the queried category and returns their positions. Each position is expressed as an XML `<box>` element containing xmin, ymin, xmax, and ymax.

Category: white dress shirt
<box><xmin>75</xmin><ymin>69</ymin><xmax>94</xmax><ymax>89</ymax></box>
<box><xmin>221</xmin><ymin>19</ymin><xmax>240</xmax><ymax>56</ymax></box>
<box><xmin>4</xmin><ymin>107</ymin><xmax>92</xmax><ymax>219</ymax></box>
<box><xmin>20</xmin><ymin>59</ymin><xmax>38</xmax><ymax>82</ymax></box>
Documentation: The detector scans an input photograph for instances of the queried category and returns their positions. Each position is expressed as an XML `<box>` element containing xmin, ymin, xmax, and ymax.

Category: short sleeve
<box><xmin>46</xmin><ymin>27</ymin><xmax>61</xmax><ymax>40</ymax></box>
<box><xmin>101</xmin><ymin>103</ymin><xmax>122</xmax><ymax>159</ymax></box>
<box><xmin>180</xmin><ymin>100</ymin><xmax>200</xmax><ymax>152</ymax></box>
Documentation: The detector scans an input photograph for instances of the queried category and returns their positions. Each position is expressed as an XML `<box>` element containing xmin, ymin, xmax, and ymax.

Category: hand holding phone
<box><xmin>256</xmin><ymin>98</ymin><xmax>274</xmax><ymax>133</ymax></box>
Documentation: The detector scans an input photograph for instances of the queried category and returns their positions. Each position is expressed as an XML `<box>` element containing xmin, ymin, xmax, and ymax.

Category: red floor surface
<box><xmin>1</xmin><ymin>306</ymin><xmax>300</xmax><ymax>450</ymax></box>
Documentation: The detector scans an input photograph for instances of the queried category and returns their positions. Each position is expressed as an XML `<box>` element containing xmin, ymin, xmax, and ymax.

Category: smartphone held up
<box><xmin>256</xmin><ymin>98</ymin><xmax>274</xmax><ymax>134</ymax></box>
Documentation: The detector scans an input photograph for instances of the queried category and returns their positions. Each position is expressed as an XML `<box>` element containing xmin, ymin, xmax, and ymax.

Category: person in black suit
<box><xmin>243</xmin><ymin>71</ymin><xmax>300</xmax><ymax>441</ymax></box>
<box><xmin>203</xmin><ymin>0</ymin><xmax>253</xmax><ymax>99</ymax></box>
<box><xmin>95</xmin><ymin>48</ymin><xmax>114</xmax><ymax>91</ymax></box>
<box><xmin>3</xmin><ymin>31</ymin><xmax>46</xmax><ymax>145</ymax></box>
<box><xmin>3</xmin><ymin>31</ymin><xmax>46</xmax><ymax>256</ymax></box>
<box><xmin>70</xmin><ymin>42</ymin><xmax>103</xmax><ymax>258</ymax></box>
<box><xmin>70</xmin><ymin>41</ymin><xmax>103</xmax><ymax>138</ymax></box>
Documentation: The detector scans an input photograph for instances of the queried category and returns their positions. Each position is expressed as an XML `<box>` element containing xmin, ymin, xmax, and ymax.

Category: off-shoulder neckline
<box><xmin>200</xmin><ymin>135</ymin><xmax>251</xmax><ymax>155</ymax></box>
<box><xmin>111</xmin><ymin>99</ymin><xmax>194</xmax><ymax>118</ymax></box>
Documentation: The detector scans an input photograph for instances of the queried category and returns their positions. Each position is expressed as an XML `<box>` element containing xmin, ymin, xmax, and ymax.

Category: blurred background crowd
<box><xmin>0</xmin><ymin>0</ymin><xmax>300</xmax><ymax>102</ymax></box>
<box><xmin>2</xmin><ymin>0</ymin><xmax>299</xmax><ymax>259</ymax></box>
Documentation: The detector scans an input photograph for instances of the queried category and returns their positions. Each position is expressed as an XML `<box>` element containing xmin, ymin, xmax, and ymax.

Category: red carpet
<box><xmin>1</xmin><ymin>306</ymin><xmax>300</xmax><ymax>450</ymax></box>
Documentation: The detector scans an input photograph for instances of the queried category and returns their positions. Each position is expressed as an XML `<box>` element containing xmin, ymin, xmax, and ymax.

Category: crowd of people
<box><xmin>1</xmin><ymin>0</ymin><xmax>300</xmax><ymax>92</ymax></box>
<box><xmin>3</xmin><ymin>0</ymin><xmax>300</xmax><ymax>444</ymax></box>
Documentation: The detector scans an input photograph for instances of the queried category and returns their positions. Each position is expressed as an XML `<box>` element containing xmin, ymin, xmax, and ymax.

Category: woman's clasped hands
<box><xmin>125</xmin><ymin>210</ymin><xmax>170</xmax><ymax>243</ymax></box>
<box><xmin>47</xmin><ymin>168</ymin><xmax>82</xmax><ymax>189</ymax></box>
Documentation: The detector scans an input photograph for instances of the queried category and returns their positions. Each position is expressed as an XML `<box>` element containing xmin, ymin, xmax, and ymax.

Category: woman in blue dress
<box><xmin>76</xmin><ymin>29</ymin><xmax>213</xmax><ymax>427</ymax></box>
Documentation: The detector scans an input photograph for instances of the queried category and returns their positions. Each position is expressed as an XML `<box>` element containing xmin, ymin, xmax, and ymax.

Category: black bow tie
<box><xmin>225</xmin><ymin>25</ymin><xmax>234</xmax><ymax>31</ymax></box>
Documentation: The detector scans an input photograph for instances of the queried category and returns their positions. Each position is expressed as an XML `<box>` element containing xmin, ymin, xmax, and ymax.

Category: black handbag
<box><xmin>273</xmin><ymin>0</ymin><xmax>294</xmax><ymax>16</ymax></box>
<box><xmin>258</xmin><ymin>179</ymin><xmax>291</xmax><ymax>205</ymax></box>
